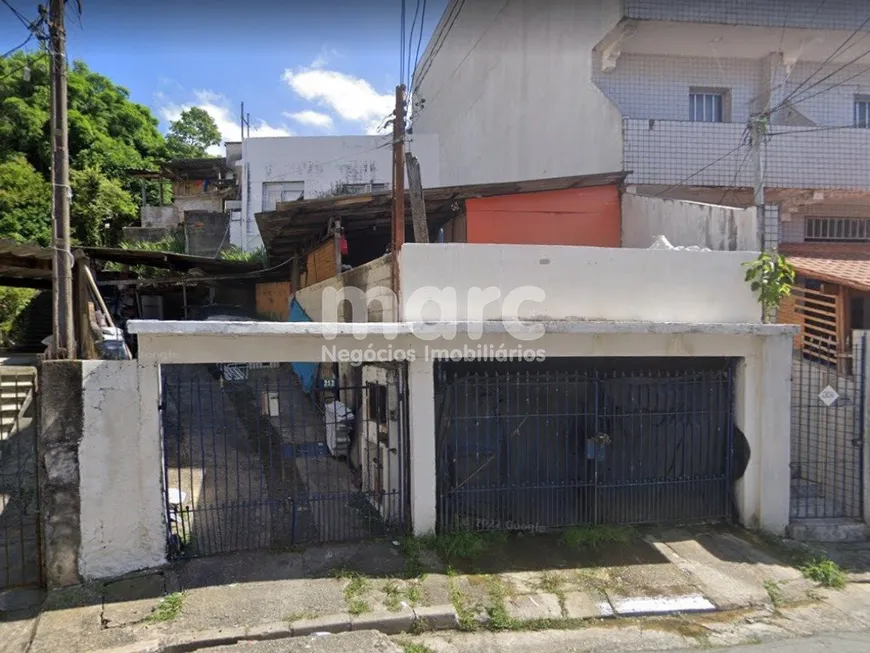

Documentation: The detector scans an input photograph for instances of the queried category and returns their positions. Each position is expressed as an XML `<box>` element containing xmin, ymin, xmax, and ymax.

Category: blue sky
<box><xmin>1</xmin><ymin>0</ymin><xmax>446</xmax><ymax>146</ymax></box>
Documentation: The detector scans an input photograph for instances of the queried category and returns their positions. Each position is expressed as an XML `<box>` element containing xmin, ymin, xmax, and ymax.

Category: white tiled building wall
<box><xmin>595</xmin><ymin>54</ymin><xmax>762</xmax><ymax>124</ymax></box>
<box><xmin>623</xmin><ymin>0</ymin><xmax>870</xmax><ymax>31</ymax></box>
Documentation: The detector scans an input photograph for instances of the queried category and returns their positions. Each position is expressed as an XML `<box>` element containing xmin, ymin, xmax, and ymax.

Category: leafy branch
<box><xmin>743</xmin><ymin>252</ymin><xmax>795</xmax><ymax>322</ymax></box>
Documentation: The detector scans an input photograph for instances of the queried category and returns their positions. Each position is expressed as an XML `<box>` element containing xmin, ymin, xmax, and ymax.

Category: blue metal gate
<box><xmin>435</xmin><ymin>358</ymin><xmax>736</xmax><ymax>532</ymax></box>
<box><xmin>160</xmin><ymin>363</ymin><xmax>409</xmax><ymax>558</ymax></box>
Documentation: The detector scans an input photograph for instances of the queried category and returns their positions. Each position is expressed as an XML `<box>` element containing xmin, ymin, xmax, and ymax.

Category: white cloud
<box><xmin>159</xmin><ymin>89</ymin><xmax>292</xmax><ymax>154</ymax></box>
<box><xmin>282</xmin><ymin>67</ymin><xmax>393</xmax><ymax>135</ymax></box>
<box><xmin>284</xmin><ymin>110</ymin><xmax>334</xmax><ymax>130</ymax></box>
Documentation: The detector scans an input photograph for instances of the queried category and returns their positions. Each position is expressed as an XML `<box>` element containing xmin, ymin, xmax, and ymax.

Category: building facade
<box><xmin>412</xmin><ymin>0</ymin><xmax>870</xmax><ymax>243</ymax></box>
<box><xmin>233</xmin><ymin>134</ymin><xmax>440</xmax><ymax>252</ymax></box>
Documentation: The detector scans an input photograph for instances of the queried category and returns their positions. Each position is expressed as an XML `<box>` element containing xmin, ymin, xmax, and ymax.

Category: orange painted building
<box><xmin>463</xmin><ymin>185</ymin><xmax>621</xmax><ymax>247</ymax></box>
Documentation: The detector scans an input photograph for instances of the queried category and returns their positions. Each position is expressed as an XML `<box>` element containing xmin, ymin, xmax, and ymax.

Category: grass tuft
<box><xmin>147</xmin><ymin>592</ymin><xmax>183</xmax><ymax>623</ymax></box>
<box><xmin>403</xmin><ymin>643</ymin><xmax>434</xmax><ymax>653</ymax></box>
<box><xmin>560</xmin><ymin>525</ymin><xmax>635</xmax><ymax>549</ymax></box>
<box><xmin>801</xmin><ymin>558</ymin><xmax>846</xmax><ymax>589</ymax></box>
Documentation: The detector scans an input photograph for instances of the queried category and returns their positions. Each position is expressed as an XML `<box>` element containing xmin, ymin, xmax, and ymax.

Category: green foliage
<box><xmin>744</xmin><ymin>252</ymin><xmax>796</xmax><ymax>321</ymax></box>
<box><xmin>166</xmin><ymin>107</ymin><xmax>222</xmax><ymax>159</ymax></box>
<box><xmin>801</xmin><ymin>558</ymin><xmax>846</xmax><ymax>589</ymax></box>
<box><xmin>0</xmin><ymin>287</ymin><xmax>37</xmax><ymax>347</ymax></box>
<box><xmin>147</xmin><ymin>593</ymin><xmax>184</xmax><ymax>623</ymax></box>
<box><xmin>0</xmin><ymin>155</ymin><xmax>51</xmax><ymax>245</ymax></box>
<box><xmin>0</xmin><ymin>53</ymin><xmax>168</xmax><ymax>249</ymax></box>
<box><xmin>70</xmin><ymin>167</ymin><xmax>138</xmax><ymax>246</ymax></box>
<box><xmin>421</xmin><ymin>531</ymin><xmax>508</xmax><ymax>562</ymax></box>
<box><xmin>218</xmin><ymin>245</ymin><xmax>268</xmax><ymax>267</ymax></box>
<box><xmin>560</xmin><ymin>524</ymin><xmax>636</xmax><ymax>549</ymax></box>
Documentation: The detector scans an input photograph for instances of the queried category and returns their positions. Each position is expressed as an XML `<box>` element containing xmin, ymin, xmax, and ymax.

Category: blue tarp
<box><xmin>288</xmin><ymin>296</ymin><xmax>318</xmax><ymax>394</ymax></box>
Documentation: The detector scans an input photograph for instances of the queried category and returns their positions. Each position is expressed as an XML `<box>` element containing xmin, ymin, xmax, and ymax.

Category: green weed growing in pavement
<box><xmin>147</xmin><ymin>592</ymin><xmax>183</xmax><ymax>623</ymax></box>
<box><xmin>763</xmin><ymin>579</ymin><xmax>785</xmax><ymax>607</ymax></box>
<box><xmin>347</xmin><ymin>598</ymin><xmax>371</xmax><ymax>616</ymax></box>
<box><xmin>422</xmin><ymin>530</ymin><xmax>508</xmax><ymax>561</ymax></box>
<box><xmin>335</xmin><ymin>568</ymin><xmax>372</xmax><ymax>615</ymax></box>
<box><xmin>447</xmin><ymin>569</ymin><xmax>477</xmax><ymax>632</ymax></box>
<box><xmin>801</xmin><ymin>558</ymin><xmax>847</xmax><ymax>589</ymax></box>
<box><xmin>383</xmin><ymin>581</ymin><xmax>403</xmax><ymax>612</ymax></box>
<box><xmin>560</xmin><ymin>524</ymin><xmax>636</xmax><ymax>549</ymax></box>
<box><xmin>403</xmin><ymin>643</ymin><xmax>435</xmax><ymax>653</ymax></box>
<box><xmin>485</xmin><ymin>576</ymin><xmax>515</xmax><ymax>631</ymax></box>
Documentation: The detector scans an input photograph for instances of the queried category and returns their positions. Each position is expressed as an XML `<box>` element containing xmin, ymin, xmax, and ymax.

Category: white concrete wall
<box><xmin>399</xmin><ymin>243</ymin><xmax>761</xmax><ymax>324</ymax></box>
<box><xmin>411</xmin><ymin>0</ymin><xmax>624</xmax><ymax>186</ymax></box>
<box><xmin>130</xmin><ymin>320</ymin><xmax>797</xmax><ymax>537</ymax></box>
<box><xmin>294</xmin><ymin>254</ymin><xmax>395</xmax><ymax>323</ymax></box>
<box><xmin>622</xmin><ymin>193</ymin><xmax>759</xmax><ymax>250</ymax></box>
<box><xmin>78</xmin><ymin>360</ymin><xmax>166</xmax><ymax>579</ymax></box>
<box><xmin>239</xmin><ymin>135</ymin><xmax>440</xmax><ymax>251</ymax></box>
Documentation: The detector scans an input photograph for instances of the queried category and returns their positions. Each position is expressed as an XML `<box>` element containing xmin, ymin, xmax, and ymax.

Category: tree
<box><xmin>0</xmin><ymin>155</ymin><xmax>51</xmax><ymax>246</ymax></box>
<box><xmin>70</xmin><ymin>167</ymin><xmax>138</xmax><ymax>247</ymax></box>
<box><xmin>166</xmin><ymin>107</ymin><xmax>222</xmax><ymax>159</ymax></box>
<box><xmin>0</xmin><ymin>53</ymin><xmax>168</xmax><ymax>247</ymax></box>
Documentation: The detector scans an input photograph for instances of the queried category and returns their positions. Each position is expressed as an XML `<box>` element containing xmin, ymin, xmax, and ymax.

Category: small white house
<box><xmin>228</xmin><ymin>135</ymin><xmax>440</xmax><ymax>252</ymax></box>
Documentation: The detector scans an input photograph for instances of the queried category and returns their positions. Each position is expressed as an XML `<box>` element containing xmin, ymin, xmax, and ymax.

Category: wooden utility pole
<box><xmin>405</xmin><ymin>152</ymin><xmax>429</xmax><ymax>243</ymax></box>
<box><xmin>391</xmin><ymin>85</ymin><xmax>407</xmax><ymax>318</ymax></box>
<box><xmin>50</xmin><ymin>0</ymin><xmax>74</xmax><ymax>358</ymax></box>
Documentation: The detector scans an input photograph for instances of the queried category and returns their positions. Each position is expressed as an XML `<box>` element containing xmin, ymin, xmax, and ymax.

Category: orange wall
<box><xmin>464</xmin><ymin>185</ymin><xmax>621</xmax><ymax>247</ymax></box>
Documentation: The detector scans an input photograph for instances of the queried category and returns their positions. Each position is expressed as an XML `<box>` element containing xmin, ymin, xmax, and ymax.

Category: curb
<box><xmin>90</xmin><ymin>604</ymin><xmax>459</xmax><ymax>653</ymax></box>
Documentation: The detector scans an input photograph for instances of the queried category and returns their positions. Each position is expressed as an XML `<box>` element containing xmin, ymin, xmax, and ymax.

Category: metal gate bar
<box><xmin>1</xmin><ymin>366</ymin><xmax>41</xmax><ymax>589</ymax></box>
<box><xmin>435</xmin><ymin>359</ymin><xmax>735</xmax><ymax>533</ymax></box>
<box><xmin>161</xmin><ymin>363</ymin><xmax>409</xmax><ymax>559</ymax></box>
<box><xmin>790</xmin><ymin>336</ymin><xmax>865</xmax><ymax>520</ymax></box>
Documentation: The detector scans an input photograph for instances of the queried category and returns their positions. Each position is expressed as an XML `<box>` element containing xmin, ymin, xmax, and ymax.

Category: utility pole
<box><xmin>391</xmin><ymin>84</ymin><xmax>406</xmax><ymax>319</ymax></box>
<box><xmin>749</xmin><ymin>115</ymin><xmax>767</xmax><ymax>253</ymax></box>
<box><xmin>405</xmin><ymin>152</ymin><xmax>429</xmax><ymax>243</ymax></box>
<box><xmin>50</xmin><ymin>0</ymin><xmax>74</xmax><ymax>359</ymax></box>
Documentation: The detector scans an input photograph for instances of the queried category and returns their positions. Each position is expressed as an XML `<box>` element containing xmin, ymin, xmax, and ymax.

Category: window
<box><xmin>689</xmin><ymin>89</ymin><xmax>727</xmax><ymax>122</ymax></box>
<box><xmin>339</xmin><ymin>182</ymin><xmax>388</xmax><ymax>196</ymax></box>
<box><xmin>262</xmin><ymin>181</ymin><xmax>304</xmax><ymax>211</ymax></box>
<box><xmin>855</xmin><ymin>96</ymin><xmax>870</xmax><ymax>128</ymax></box>
<box><xmin>805</xmin><ymin>216</ymin><xmax>870</xmax><ymax>242</ymax></box>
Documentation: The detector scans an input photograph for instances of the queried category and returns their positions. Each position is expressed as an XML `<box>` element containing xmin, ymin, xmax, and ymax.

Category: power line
<box><xmin>653</xmin><ymin>142</ymin><xmax>748</xmax><ymax>198</ymax></box>
<box><xmin>400</xmin><ymin>0</ymin><xmax>406</xmax><ymax>87</ymax></box>
<box><xmin>406</xmin><ymin>0</ymin><xmax>422</xmax><ymax>90</ymax></box>
<box><xmin>1</xmin><ymin>0</ymin><xmax>31</xmax><ymax>28</ymax></box>
<box><xmin>411</xmin><ymin>0</ymin><xmax>427</xmax><ymax>92</ymax></box>
<box><xmin>772</xmin><ymin>11</ymin><xmax>870</xmax><ymax>112</ymax></box>
<box><xmin>775</xmin><ymin>43</ymin><xmax>870</xmax><ymax>112</ymax></box>
<box><xmin>1</xmin><ymin>33</ymin><xmax>33</xmax><ymax>58</ymax></box>
<box><xmin>411</xmin><ymin>0</ymin><xmax>465</xmax><ymax>95</ymax></box>
<box><xmin>413</xmin><ymin>0</ymin><xmax>510</xmax><ymax>121</ymax></box>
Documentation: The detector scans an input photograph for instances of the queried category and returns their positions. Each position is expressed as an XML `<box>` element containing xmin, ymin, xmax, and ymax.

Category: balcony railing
<box><xmin>623</xmin><ymin>119</ymin><xmax>870</xmax><ymax>191</ymax></box>
<box><xmin>622</xmin><ymin>1</ymin><xmax>869</xmax><ymax>32</ymax></box>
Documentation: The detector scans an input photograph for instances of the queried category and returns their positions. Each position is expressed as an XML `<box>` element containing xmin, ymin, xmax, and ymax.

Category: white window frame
<box><xmin>262</xmin><ymin>181</ymin><xmax>304</xmax><ymax>211</ymax></box>
<box><xmin>340</xmin><ymin>182</ymin><xmax>388</xmax><ymax>196</ymax></box>
<box><xmin>805</xmin><ymin>216</ymin><xmax>870</xmax><ymax>242</ymax></box>
<box><xmin>689</xmin><ymin>88</ymin><xmax>728</xmax><ymax>123</ymax></box>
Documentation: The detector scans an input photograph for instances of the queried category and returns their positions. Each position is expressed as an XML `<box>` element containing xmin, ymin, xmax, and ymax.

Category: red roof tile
<box><xmin>780</xmin><ymin>243</ymin><xmax>870</xmax><ymax>292</ymax></box>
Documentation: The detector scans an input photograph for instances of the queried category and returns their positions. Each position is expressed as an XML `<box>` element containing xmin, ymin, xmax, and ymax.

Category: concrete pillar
<box><xmin>758</xmin><ymin>333</ymin><xmax>793</xmax><ymax>534</ymax></box>
<box><xmin>39</xmin><ymin>361</ymin><xmax>85</xmax><ymax>588</ymax></box>
<box><xmin>862</xmin><ymin>332</ymin><xmax>870</xmax><ymax>526</ymax></box>
<box><xmin>732</xmin><ymin>333</ymin><xmax>792</xmax><ymax>535</ymax></box>
<box><xmin>408</xmin><ymin>358</ymin><xmax>436</xmax><ymax>535</ymax></box>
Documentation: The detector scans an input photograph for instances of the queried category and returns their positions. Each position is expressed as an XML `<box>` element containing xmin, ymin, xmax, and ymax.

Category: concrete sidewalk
<box><xmin>4</xmin><ymin>527</ymin><xmax>837</xmax><ymax>653</ymax></box>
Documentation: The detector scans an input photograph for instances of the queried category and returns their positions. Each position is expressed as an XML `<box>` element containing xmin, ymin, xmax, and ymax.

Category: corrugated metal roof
<box><xmin>256</xmin><ymin>171</ymin><xmax>628</xmax><ymax>261</ymax></box>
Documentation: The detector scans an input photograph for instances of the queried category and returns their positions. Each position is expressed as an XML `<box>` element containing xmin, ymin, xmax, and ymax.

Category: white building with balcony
<box><xmin>411</xmin><ymin>0</ymin><xmax>870</xmax><ymax>246</ymax></box>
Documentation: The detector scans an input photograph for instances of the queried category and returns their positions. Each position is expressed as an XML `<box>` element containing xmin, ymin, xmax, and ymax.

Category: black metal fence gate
<box><xmin>160</xmin><ymin>363</ymin><xmax>410</xmax><ymax>558</ymax></box>
<box><xmin>435</xmin><ymin>358</ymin><xmax>737</xmax><ymax>533</ymax></box>
<box><xmin>1</xmin><ymin>366</ymin><xmax>41</xmax><ymax>589</ymax></box>
<box><xmin>790</xmin><ymin>338</ymin><xmax>865</xmax><ymax>520</ymax></box>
